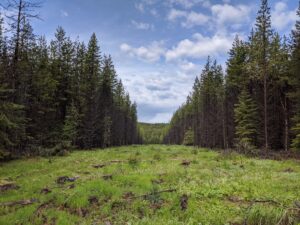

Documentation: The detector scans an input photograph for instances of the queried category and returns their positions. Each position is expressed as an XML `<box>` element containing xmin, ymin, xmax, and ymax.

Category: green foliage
<box><xmin>291</xmin><ymin>123</ymin><xmax>300</xmax><ymax>150</ymax></box>
<box><xmin>183</xmin><ymin>128</ymin><xmax>194</xmax><ymax>146</ymax></box>
<box><xmin>290</xmin><ymin>3</ymin><xmax>300</xmax><ymax>151</ymax></box>
<box><xmin>234</xmin><ymin>89</ymin><xmax>258</xmax><ymax>151</ymax></box>
<box><xmin>138</xmin><ymin>123</ymin><xmax>168</xmax><ymax>144</ymax></box>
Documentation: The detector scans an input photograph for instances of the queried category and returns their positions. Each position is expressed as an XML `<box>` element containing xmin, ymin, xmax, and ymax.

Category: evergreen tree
<box><xmin>225</xmin><ymin>36</ymin><xmax>249</xmax><ymax>148</ymax></box>
<box><xmin>252</xmin><ymin>0</ymin><xmax>273</xmax><ymax>151</ymax></box>
<box><xmin>234</xmin><ymin>90</ymin><xmax>258</xmax><ymax>151</ymax></box>
<box><xmin>290</xmin><ymin>2</ymin><xmax>300</xmax><ymax>150</ymax></box>
<box><xmin>81</xmin><ymin>34</ymin><xmax>101</xmax><ymax>148</ymax></box>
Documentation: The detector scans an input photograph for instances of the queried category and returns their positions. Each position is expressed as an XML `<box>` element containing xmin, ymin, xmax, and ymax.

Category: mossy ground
<box><xmin>1</xmin><ymin>145</ymin><xmax>300</xmax><ymax>225</ymax></box>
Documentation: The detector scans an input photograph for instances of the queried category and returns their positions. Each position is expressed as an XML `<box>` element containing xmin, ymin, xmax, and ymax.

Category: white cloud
<box><xmin>211</xmin><ymin>4</ymin><xmax>251</xmax><ymax>27</ymax></box>
<box><xmin>167</xmin><ymin>0</ymin><xmax>211</xmax><ymax>9</ymax></box>
<box><xmin>119</xmin><ymin>66</ymin><xmax>195</xmax><ymax>122</ymax></box>
<box><xmin>120</xmin><ymin>41</ymin><xmax>165</xmax><ymax>63</ymax></box>
<box><xmin>150</xmin><ymin>9</ymin><xmax>159</xmax><ymax>17</ymax></box>
<box><xmin>135</xmin><ymin>3</ymin><xmax>145</xmax><ymax>13</ymax></box>
<box><xmin>148</xmin><ymin>112</ymin><xmax>174</xmax><ymax>123</ymax></box>
<box><xmin>179</xmin><ymin>60</ymin><xmax>199</xmax><ymax>73</ymax></box>
<box><xmin>165</xmin><ymin>33</ymin><xmax>233</xmax><ymax>61</ymax></box>
<box><xmin>60</xmin><ymin>10</ymin><xmax>69</xmax><ymax>17</ymax></box>
<box><xmin>167</xmin><ymin>9</ymin><xmax>209</xmax><ymax>28</ymax></box>
<box><xmin>131</xmin><ymin>20</ymin><xmax>154</xmax><ymax>30</ymax></box>
<box><xmin>271</xmin><ymin>1</ymin><xmax>297</xmax><ymax>31</ymax></box>
<box><xmin>167</xmin><ymin>9</ymin><xmax>187</xmax><ymax>21</ymax></box>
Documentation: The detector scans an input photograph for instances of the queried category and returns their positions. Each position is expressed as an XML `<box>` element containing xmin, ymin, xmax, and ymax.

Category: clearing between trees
<box><xmin>1</xmin><ymin>145</ymin><xmax>300</xmax><ymax>225</ymax></box>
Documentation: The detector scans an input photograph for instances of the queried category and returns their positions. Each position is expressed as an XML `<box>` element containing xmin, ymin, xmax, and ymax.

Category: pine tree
<box><xmin>49</xmin><ymin>27</ymin><xmax>75</xmax><ymax>143</ymax></box>
<box><xmin>290</xmin><ymin>2</ymin><xmax>300</xmax><ymax>150</ymax></box>
<box><xmin>234</xmin><ymin>89</ymin><xmax>258</xmax><ymax>151</ymax></box>
<box><xmin>0</xmin><ymin>15</ymin><xmax>24</xmax><ymax>156</ymax></box>
<box><xmin>225</xmin><ymin>36</ymin><xmax>249</xmax><ymax>148</ymax></box>
<box><xmin>253</xmin><ymin>0</ymin><xmax>273</xmax><ymax>151</ymax></box>
<box><xmin>81</xmin><ymin>34</ymin><xmax>101</xmax><ymax>148</ymax></box>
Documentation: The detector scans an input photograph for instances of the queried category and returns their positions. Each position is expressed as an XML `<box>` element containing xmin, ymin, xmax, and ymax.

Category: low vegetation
<box><xmin>1</xmin><ymin>145</ymin><xmax>300</xmax><ymax>225</ymax></box>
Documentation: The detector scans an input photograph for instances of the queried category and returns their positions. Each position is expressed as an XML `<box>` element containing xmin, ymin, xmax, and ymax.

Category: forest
<box><xmin>164</xmin><ymin>0</ymin><xmax>300</xmax><ymax>153</ymax></box>
<box><xmin>138</xmin><ymin>123</ymin><xmax>167</xmax><ymax>144</ymax></box>
<box><xmin>0</xmin><ymin>0</ymin><xmax>142</xmax><ymax>160</ymax></box>
<box><xmin>1</xmin><ymin>0</ymin><xmax>300</xmax><ymax>224</ymax></box>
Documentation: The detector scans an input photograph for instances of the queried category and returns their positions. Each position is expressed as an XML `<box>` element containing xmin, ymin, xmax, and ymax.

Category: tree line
<box><xmin>0</xmin><ymin>0</ymin><xmax>141</xmax><ymax>159</ymax></box>
<box><xmin>164</xmin><ymin>0</ymin><xmax>300</xmax><ymax>152</ymax></box>
<box><xmin>138</xmin><ymin>123</ymin><xmax>167</xmax><ymax>144</ymax></box>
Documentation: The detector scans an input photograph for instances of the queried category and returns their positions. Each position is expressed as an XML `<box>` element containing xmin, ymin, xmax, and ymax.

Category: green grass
<box><xmin>1</xmin><ymin>145</ymin><xmax>300</xmax><ymax>225</ymax></box>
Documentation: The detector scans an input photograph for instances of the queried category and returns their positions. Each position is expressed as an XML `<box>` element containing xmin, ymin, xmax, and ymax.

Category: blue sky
<box><xmin>18</xmin><ymin>0</ymin><xmax>299</xmax><ymax>122</ymax></box>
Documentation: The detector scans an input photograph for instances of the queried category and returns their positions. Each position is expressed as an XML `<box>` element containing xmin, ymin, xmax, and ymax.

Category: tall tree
<box><xmin>225</xmin><ymin>36</ymin><xmax>249</xmax><ymax>148</ymax></box>
<box><xmin>290</xmin><ymin>2</ymin><xmax>300</xmax><ymax>150</ymax></box>
<box><xmin>234</xmin><ymin>89</ymin><xmax>258</xmax><ymax>151</ymax></box>
<box><xmin>253</xmin><ymin>0</ymin><xmax>273</xmax><ymax>151</ymax></box>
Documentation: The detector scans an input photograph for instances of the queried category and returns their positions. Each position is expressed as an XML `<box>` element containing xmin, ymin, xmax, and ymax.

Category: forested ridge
<box><xmin>164</xmin><ymin>0</ymin><xmax>300</xmax><ymax>152</ymax></box>
<box><xmin>0</xmin><ymin>0</ymin><xmax>141</xmax><ymax>159</ymax></box>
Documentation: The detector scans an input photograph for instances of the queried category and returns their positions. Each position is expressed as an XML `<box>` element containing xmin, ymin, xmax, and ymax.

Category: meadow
<box><xmin>1</xmin><ymin>145</ymin><xmax>300</xmax><ymax>225</ymax></box>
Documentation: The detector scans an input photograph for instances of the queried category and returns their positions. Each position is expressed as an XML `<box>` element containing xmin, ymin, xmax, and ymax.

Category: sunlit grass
<box><xmin>1</xmin><ymin>145</ymin><xmax>300</xmax><ymax>225</ymax></box>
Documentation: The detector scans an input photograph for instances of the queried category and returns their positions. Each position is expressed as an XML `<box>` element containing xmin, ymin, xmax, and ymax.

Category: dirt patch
<box><xmin>102</xmin><ymin>174</ymin><xmax>113</xmax><ymax>180</ymax></box>
<box><xmin>0</xmin><ymin>183</ymin><xmax>19</xmax><ymax>192</ymax></box>
<box><xmin>122</xmin><ymin>192</ymin><xmax>135</xmax><ymax>200</ymax></box>
<box><xmin>67</xmin><ymin>184</ymin><xmax>75</xmax><ymax>189</ymax></box>
<box><xmin>181</xmin><ymin>160</ymin><xmax>191</xmax><ymax>167</ymax></box>
<box><xmin>56</xmin><ymin>176</ymin><xmax>79</xmax><ymax>184</ymax></box>
<box><xmin>0</xmin><ymin>198</ymin><xmax>38</xmax><ymax>207</ymax></box>
<box><xmin>180</xmin><ymin>194</ymin><xmax>188</xmax><ymax>210</ymax></box>
<box><xmin>88</xmin><ymin>196</ymin><xmax>99</xmax><ymax>205</ymax></box>
<box><xmin>283</xmin><ymin>168</ymin><xmax>295</xmax><ymax>173</ymax></box>
<box><xmin>58</xmin><ymin>203</ymin><xmax>89</xmax><ymax>218</ymax></box>
<box><xmin>92</xmin><ymin>164</ymin><xmax>106</xmax><ymax>169</ymax></box>
<box><xmin>40</xmin><ymin>188</ymin><xmax>51</xmax><ymax>194</ymax></box>
<box><xmin>151</xmin><ymin>178</ymin><xmax>164</xmax><ymax>184</ymax></box>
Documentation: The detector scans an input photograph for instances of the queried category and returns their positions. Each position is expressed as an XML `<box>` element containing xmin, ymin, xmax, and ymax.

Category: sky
<box><xmin>7</xmin><ymin>0</ymin><xmax>299</xmax><ymax>123</ymax></box>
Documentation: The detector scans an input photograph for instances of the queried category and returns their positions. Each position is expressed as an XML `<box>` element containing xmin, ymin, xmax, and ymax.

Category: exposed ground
<box><xmin>1</xmin><ymin>145</ymin><xmax>300</xmax><ymax>225</ymax></box>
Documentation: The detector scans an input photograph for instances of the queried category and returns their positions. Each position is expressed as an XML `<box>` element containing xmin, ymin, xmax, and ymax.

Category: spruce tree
<box><xmin>253</xmin><ymin>0</ymin><xmax>273</xmax><ymax>151</ymax></box>
<box><xmin>225</xmin><ymin>36</ymin><xmax>249</xmax><ymax>148</ymax></box>
<box><xmin>234</xmin><ymin>89</ymin><xmax>258</xmax><ymax>151</ymax></box>
<box><xmin>290</xmin><ymin>3</ymin><xmax>300</xmax><ymax>150</ymax></box>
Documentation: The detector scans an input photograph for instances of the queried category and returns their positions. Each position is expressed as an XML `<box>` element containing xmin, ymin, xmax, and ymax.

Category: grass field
<box><xmin>1</xmin><ymin>145</ymin><xmax>300</xmax><ymax>225</ymax></box>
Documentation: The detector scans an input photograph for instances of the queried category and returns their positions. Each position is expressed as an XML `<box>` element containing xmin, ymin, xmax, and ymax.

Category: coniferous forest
<box><xmin>1</xmin><ymin>1</ymin><xmax>300</xmax><ymax>224</ymax></box>
<box><xmin>0</xmin><ymin>1</ymin><xmax>141</xmax><ymax>159</ymax></box>
<box><xmin>164</xmin><ymin>0</ymin><xmax>300</xmax><ymax>152</ymax></box>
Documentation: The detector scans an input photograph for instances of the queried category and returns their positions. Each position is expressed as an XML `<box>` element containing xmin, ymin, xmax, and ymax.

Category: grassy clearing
<box><xmin>1</xmin><ymin>145</ymin><xmax>300</xmax><ymax>225</ymax></box>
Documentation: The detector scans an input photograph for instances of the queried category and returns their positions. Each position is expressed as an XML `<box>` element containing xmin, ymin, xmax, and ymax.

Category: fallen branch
<box><xmin>0</xmin><ymin>198</ymin><xmax>38</xmax><ymax>207</ymax></box>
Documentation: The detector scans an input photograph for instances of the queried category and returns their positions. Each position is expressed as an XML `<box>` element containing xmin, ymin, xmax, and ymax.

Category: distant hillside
<box><xmin>138</xmin><ymin>123</ymin><xmax>168</xmax><ymax>144</ymax></box>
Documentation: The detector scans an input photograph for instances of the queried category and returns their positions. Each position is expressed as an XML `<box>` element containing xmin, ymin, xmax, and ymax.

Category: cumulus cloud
<box><xmin>165</xmin><ymin>33</ymin><xmax>232</xmax><ymax>61</ymax></box>
<box><xmin>211</xmin><ymin>4</ymin><xmax>252</xmax><ymax>27</ymax></box>
<box><xmin>271</xmin><ymin>1</ymin><xmax>297</xmax><ymax>31</ymax></box>
<box><xmin>167</xmin><ymin>9</ymin><xmax>209</xmax><ymax>28</ymax></box>
<box><xmin>120</xmin><ymin>41</ymin><xmax>165</xmax><ymax>63</ymax></box>
<box><xmin>131</xmin><ymin>20</ymin><xmax>154</xmax><ymax>30</ymax></box>
<box><xmin>179</xmin><ymin>60</ymin><xmax>199</xmax><ymax>73</ymax></box>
